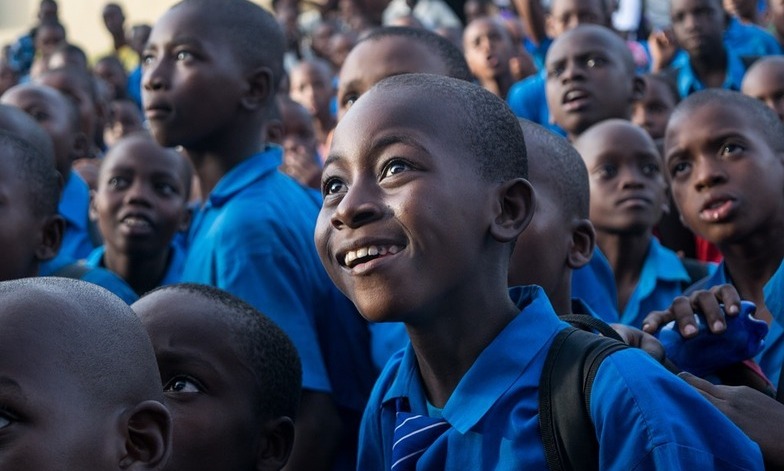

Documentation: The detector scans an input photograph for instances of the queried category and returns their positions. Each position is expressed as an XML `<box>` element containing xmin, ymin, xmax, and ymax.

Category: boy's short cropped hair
<box><xmin>0</xmin><ymin>130</ymin><xmax>60</xmax><ymax>216</ymax></box>
<box><xmin>0</xmin><ymin>103</ymin><xmax>56</xmax><ymax>165</ymax></box>
<box><xmin>361</xmin><ymin>27</ymin><xmax>474</xmax><ymax>82</ymax></box>
<box><xmin>375</xmin><ymin>73</ymin><xmax>527</xmax><ymax>182</ymax></box>
<box><xmin>518</xmin><ymin>119</ymin><xmax>588</xmax><ymax>219</ymax></box>
<box><xmin>671</xmin><ymin>89</ymin><xmax>784</xmax><ymax>155</ymax></box>
<box><xmin>146</xmin><ymin>283</ymin><xmax>302</xmax><ymax>419</ymax></box>
<box><xmin>173</xmin><ymin>0</ymin><xmax>285</xmax><ymax>90</ymax></box>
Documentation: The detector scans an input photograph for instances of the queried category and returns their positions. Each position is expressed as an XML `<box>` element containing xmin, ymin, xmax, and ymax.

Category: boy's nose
<box><xmin>142</xmin><ymin>60</ymin><xmax>168</xmax><ymax>91</ymax></box>
<box><xmin>330</xmin><ymin>183</ymin><xmax>384</xmax><ymax>230</ymax></box>
<box><xmin>694</xmin><ymin>159</ymin><xmax>728</xmax><ymax>191</ymax></box>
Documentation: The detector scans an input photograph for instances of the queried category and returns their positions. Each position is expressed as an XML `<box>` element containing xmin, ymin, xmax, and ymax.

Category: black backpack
<box><xmin>538</xmin><ymin>315</ymin><xmax>629</xmax><ymax>471</ymax></box>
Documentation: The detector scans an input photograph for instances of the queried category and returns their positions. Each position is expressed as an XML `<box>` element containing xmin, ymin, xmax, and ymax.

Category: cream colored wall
<box><xmin>0</xmin><ymin>0</ymin><xmax>269</xmax><ymax>60</ymax></box>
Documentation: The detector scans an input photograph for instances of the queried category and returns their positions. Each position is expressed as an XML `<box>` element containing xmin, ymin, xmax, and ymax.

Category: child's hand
<box><xmin>611</xmin><ymin>323</ymin><xmax>666</xmax><ymax>363</ymax></box>
<box><xmin>642</xmin><ymin>284</ymin><xmax>742</xmax><ymax>337</ymax></box>
<box><xmin>679</xmin><ymin>372</ymin><xmax>784</xmax><ymax>468</ymax></box>
<box><xmin>648</xmin><ymin>29</ymin><xmax>678</xmax><ymax>72</ymax></box>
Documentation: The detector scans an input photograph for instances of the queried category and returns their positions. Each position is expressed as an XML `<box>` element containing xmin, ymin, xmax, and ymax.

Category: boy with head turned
<box><xmin>573</xmin><ymin>120</ymin><xmax>691</xmax><ymax>328</ymax></box>
<box><xmin>0</xmin><ymin>130</ymin><xmax>61</xmax><ymax>281</ymax></box>
<box><xmin>288</xmin><ymin>58</ymin><xmax>335</xmax><ymax>150</ymax></box>
<box><xmin>336</xmin><ymin>26</ymin><xmax>473</xmax><ymax>121</ymax></box>
<box><xmin>142</xmin><ymin>1</ymin><xmax>377</xmax><ymax>469</ymax></box>
<box><xmin>318</xmin><ymin>73</ymin><xmax>763</xmax><ymax>470</ymax></box>
<box><xmin>545</xmin><ymin>24</ymin><xmax>644</xmax><ymax>142</ymax></box>
<box><xmin>741</xmin><ymin>56</ymin><xmax>784</xmax><ymax>122</ymax></box>
<box><xmin>0</xmin><ymin>277</ymin><xmax>171</xmax><ymax>470</ymax></box>
<box><xmin>462</xmin><ymin>17</ymin><xmax>515</xmax><ymax>99</ymax></box>
<box><xmin>644</xmin><ymin>89</ymin><xmax>784</xmax><ymax>386</ymax></box>
<box><xmin>1</xmin><ymin>83</ymin><xmax>96</xmax><ymax>269</ymax></box>
<box><xmin>133</xmin><ymin>283</ymin><xmax>301</xmax><ymax>471</ymax></box>
<box><xmin>87</xmin><ymin>134</ymin><xmax>191</xmax><ymax>296</ymax></box>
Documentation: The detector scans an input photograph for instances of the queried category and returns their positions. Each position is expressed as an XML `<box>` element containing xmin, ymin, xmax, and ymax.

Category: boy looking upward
<box><xmin>141</xmin><ymin>1</ymin><xmax>376</xmax><ymax>468</ymax></box>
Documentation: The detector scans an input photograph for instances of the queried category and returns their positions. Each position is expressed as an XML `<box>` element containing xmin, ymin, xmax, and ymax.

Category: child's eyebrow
<box><xmin>370</xmin><ymin>134</ymin><xmax>429</xmax><ymax>156</ymax></box>
<box><xmin>0</xmin><ymin>376</ymin><xmax>25</xmax><ymax>397</ymax></box>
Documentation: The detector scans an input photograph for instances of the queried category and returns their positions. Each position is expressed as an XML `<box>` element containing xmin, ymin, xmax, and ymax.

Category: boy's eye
<box><xmin>720</xmin><ymin>143</ymin><xmax>744</xmax><ymax>156</ymax></box>
<box><xmin>381</xmin><ymin>160</ymin><xmax>411</xmax><ymax>179</ymax></box>
<box><xmin>108</xmin><ymin>176</ymin><xmax>130</xmax><ymax>189</ymax></box>
<box><xmin>340</xmin><ymin>93</ymin><xmax>358</xmax><ymax>109</ymax></box>
<box><xmin>670</xmin><ymin>161</ymin><xmax>691</xmax><ymax>178</ymax></box>
<box><xmin>164</xmin><ymin>376</ymin><xmax>202</xmax><ymax>393</ymax></box>
<box><xmin>322</xmin><ymin>177</ymin><xmax>347</xmax><ymax>196</ymax></box>
<box><xmin>547</xmin><ymin>64</ymin><xmax>565</xmax><ymax>79</ymax></box>
<box><xmin>585</xmin><ymin>56</ymin><xmax>607</xmax><ymax>68</ymax></box>
<box><xmin>175</xmin><ymin>50</ymin><xmax>194</xmax><ymax>61</ymax></box>
<box><xmin>595</xmin><ymin>164</ymin><xmax>618</xmax><ymax>179</ymax></box>
<box><xmin>142</xmin><ymin>53</ymin><xmax>155</xmax><ymax>66</ymax></box>
<box><xmin>155</xmin><ymin>181</ymin><xmax>179</xmax><ymax>197</ymax></box>
<box><xmin>642</xmin><ymin>162</ymin><xmax>660</xmax><ymax>176</ymax></box>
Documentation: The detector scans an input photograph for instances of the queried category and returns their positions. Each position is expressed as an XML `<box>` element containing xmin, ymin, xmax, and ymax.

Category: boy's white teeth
<box><xmin>344</xmin><ymin>244</ymin><xmax>402</xmax><ymax>267</ymax></box>
<box><xmin>123</xmin><ymin>216</ymin><xmax>150</xmax><ymax>227</ymax></box>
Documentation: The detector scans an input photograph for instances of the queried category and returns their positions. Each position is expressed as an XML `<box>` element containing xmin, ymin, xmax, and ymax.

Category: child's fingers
<box><xmin>689</xmin><ymin>290</ymin><xmax>726</xmax><ymax>334</ymax></box>
<box><xmin>711</xmin><ymin>284</ymin><xmax>742</xmax><ymax>317</ymax></box>
<box><xmin>678</xmin><ymin>371</ymin><xmax>724</xmax><ymax>400</ymax></box>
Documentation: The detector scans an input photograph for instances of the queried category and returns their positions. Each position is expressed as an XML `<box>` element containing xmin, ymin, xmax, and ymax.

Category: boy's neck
<box><xmin>102</xmin><ymin>246</ymin><xmax>171</xmax><ymax>296</ymax></box>
<box><xmin>406</xmin><ymin>281</ymin><xmax>520</xmax><ymax>408</ymax></box>
<box><xmin>720</xmin><ymin>226</ymin><xmax>784</xmax><ymax>307</ymax></box>
<box><xmin>689</xmin><ymin>47</ymin><xmax>728</xmax><ymax>88</ymax></box>
<box><xmin>184</xmin><ymin>133</ymin><xmax>266</xmax><ymax>197</ymax></box>
<box><xmin>480</xmin><ymin>73</ymin><xmax>514</xmax><ymax>100</ymax></box>
<box><xmin>596</xmin><ymin>229</ymin><xmax>651</xmax><ymax>313</ymax></box>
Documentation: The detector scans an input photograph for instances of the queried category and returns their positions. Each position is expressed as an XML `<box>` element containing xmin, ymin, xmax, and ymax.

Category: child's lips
<box><xmin>561</xmin><ymin>89</ymin><xmax>591</xmax><ymax>112</ymax></box>
<box><xmin>699</xmin><ymin>197</ymin><xmax>736</xmax><ymax>222</ymax></box>
<box><xmin>119</xmin><ymin>215</ymin><xmax>155</xmax><ymax>235</ymax></box>
<box><xmin>145</xmin><ymin>103</ymin><xmax>172</xmax><ymax>120</ymax></box>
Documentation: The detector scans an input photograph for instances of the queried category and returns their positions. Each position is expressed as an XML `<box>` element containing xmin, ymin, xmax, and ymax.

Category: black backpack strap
<box><xmin>539</xmin><ymin>327</ymin><xmax>629</xmax><ymax>471</ymax></box>
<box><xmin>558</xmin><ymin>314</ymin><xmax>624</xmax><ymax>342</ymax></box>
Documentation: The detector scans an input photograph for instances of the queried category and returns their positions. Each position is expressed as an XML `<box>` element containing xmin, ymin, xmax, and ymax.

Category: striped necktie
<box><xmin>391</xmin><ymin>407</ymin><xmax>450</xmax><ymax>470</ymax></box>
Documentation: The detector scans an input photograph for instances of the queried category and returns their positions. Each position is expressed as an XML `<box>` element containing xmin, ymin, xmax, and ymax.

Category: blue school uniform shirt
<box><xmin>41</xmin><ymin>256</ymin><xmax>138</xmax><ymax>304</ymax></box>
<box><xmin>84</xmin><ymin>243</ymin><xmax>186</xmax><ymax>289</ymax></box>
<box><xmin>40</xmin><ymin>171</ymin><xmax>96</xmax><ymax>276</ymax></box>
<box><xmin>571</xmin><ymin>247</ymin><xmax>619</xmax><ymax>323</ymax></box>
<box><xmin>724</xmin><ymin>16</ymin><xmax>782</xmax><ymax>58</ymax></box>
<box><xmin>674</xmin><ymin>48</ymin><xmax>748</xmax><ymax>98</ymax></box>
<box><xmin>358</xmin><ymin>285</ymin><xmax>764</xmax><ymax>470</ymax></box>
<box><xmin>181</xmin><ymin>146</ymin><xmax>377</xmax><ymax>461</ymax></box>
<box><xmin>688</xmin><ymin>260</ymin><xmax>784</xmax><ymax>386</ymax></box>
<box><xmin>506</xmin><ymin>71</ymin><xmax>567</xmax><ymax>137</ymax></box>
<box><xmin>575</xmin><ymin>240</ymin><xmax>699</xmax><ymax>328</ymax></box>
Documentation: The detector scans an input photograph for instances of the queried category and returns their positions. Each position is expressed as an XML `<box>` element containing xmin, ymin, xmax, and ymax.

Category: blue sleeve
<box><xmin>590</xmin><ymin>349</ymin><xmax>764</xmax><ymax>471</ymax></box>
<box><xmin>507</xmin><ymin>73</ymin><xmax>546</xmax><ymax>121</ymax></box>
<box><xmin>82</xmin><ymin>267</ymin><xmax>139</xmax><ymax>305</ymax></box>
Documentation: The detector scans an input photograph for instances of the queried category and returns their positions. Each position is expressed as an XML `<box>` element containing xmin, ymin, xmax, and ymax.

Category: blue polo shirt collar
<box><xmin>677</xmin><ymin>48</ymin><xmax>746</xmax><ymax>97</ymax></box>
<box><xmin>207</xmin><ymin>146</ymin><xmax>282</xmax><ymax>208</ymax></box>
<box><xmin>381</xmin><ymin>285</ymin><xmax>565</xmax><ymax>434</ymax></box>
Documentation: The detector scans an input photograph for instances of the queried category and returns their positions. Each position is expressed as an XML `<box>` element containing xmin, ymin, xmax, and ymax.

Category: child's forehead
<box><xmin>578</xmin><ymin>121</ymin><xmax>656</xmax><ymax>157</ymax></box>
<box><xmin>549</xmin><ymin>31</ymin><xmax>618</xmax><ymax>60</ymax></box>
<box><xmin>150</xmin><ymin>4</ymin><xmax>223</xmax><ymax>46</ymax></box>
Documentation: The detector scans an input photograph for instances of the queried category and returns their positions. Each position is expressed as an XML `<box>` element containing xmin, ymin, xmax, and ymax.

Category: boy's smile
<box><xmin>316</xmin><ymin>84</ymin><xmax>496</xmax><ymax>324</ymax></box>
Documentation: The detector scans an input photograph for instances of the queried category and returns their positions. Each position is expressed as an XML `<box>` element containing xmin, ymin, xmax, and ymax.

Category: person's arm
<box><xmin>511</xmin><ymin>0</ymin><xmax>547</xmax><ymax>45</ymax></box>
<box><xmin>284</xmin><ymin>390</ymin><xmax>343</xmax><ymax>471</ymax></box>
<box><xmin>647</xmin><ymin>28</ymin><xmax>679</xmax><ymax>72</ymax></box>
<box><xmin>680</xmin><ymin>372</ymin><xmax>784</xmax><ymax>470</ymax></box>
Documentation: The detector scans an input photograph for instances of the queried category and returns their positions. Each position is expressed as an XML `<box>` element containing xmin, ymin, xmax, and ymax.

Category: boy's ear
<box><xmin>566</xmin><ymin>218</ymin><xmax>595</xmax><ymax>269</ymax></box>
<box><xmin>36</xmin><ymin>214</ymin><xmax>64</xmax><ymax>262</ymax></box>
<box><xmin>118</xmin><ymin>400</ymin><xmax>171</xmax><ymax>470</ymax></box>
<box><xmin>630</xmin><ymin>75</ymin><xmax>645</xmax><ymax>103</ymax></box>
<box><xmin>255</xmin><ymin>416</ymin><xmax>295</xmax><ymax>471</ymax></box>
<box><xmin>490</xmin><ymin>178</ymin><xmax>535</xmax><ymax>243</ymax></box>
<box><xmin>72</xmin><ymin>131</ymin><xmax>90</xmax><ymax>161</ymax></box>
<box><xmin>178</xmin><ymin>204</ymin><xmax>193</xmax><ymax>233</ymax></box>
<box><xmin>89</xmin><ymin>189</ymin><xmax>99</xmax><ymax>222</ymax></box>
<box><xmin>242</xmin><ymin>66</ymin><xmax>275</xmax><ymax>112</ymax></box>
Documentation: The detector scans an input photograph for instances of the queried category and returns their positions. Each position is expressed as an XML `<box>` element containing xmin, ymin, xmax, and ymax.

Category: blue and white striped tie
<box><xmin>391</xmin><ymin>411</ymin><xmax>450</xmax><ymax>470</ymax></box>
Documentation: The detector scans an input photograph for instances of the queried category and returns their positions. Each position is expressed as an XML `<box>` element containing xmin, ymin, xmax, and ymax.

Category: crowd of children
<box><xmin>1</xmin><ymin>0</ymin><xmax>784</xmax><ymax>468</ymax></box>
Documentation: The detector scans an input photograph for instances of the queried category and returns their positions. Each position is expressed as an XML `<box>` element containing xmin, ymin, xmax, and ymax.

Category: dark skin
<box><xmin>670</xmin><ymin>0</ymin><xmax>729</xmax><ymax>88</ymax></box>
<box><xmin>142</xmin><ymin>5</ymin><xmax>344</xmax><ymax>470</ymax></box>
<box><xmin>316</xmin><ymin>86</ymin><xmax>535</xmax><ymax>407</ymax></box>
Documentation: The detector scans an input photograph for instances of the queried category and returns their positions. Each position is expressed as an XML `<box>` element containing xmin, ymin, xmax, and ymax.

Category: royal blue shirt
<box><xmin>506</xmin><ymin>71</ymin><xmax>567</xmax><ymax>137</ymax></box>
<box><xmin>358</xmin><ymin>285</ymin><xmax>763</xmax><ymax>470</ymax></box>
<box><xmin>724</xmin><ymin>17</ymin><xmax>782</xmax><ymax>58</ymax></box>
<box><xmin>42</xmin><ymin>256</ymin><xmax>138</xmax><ymax>304</ymax></box>
<box><xmin>688</xmin><ymin>260</ymin><xmax>784</xmax><ymax>386</ymax></box>
<box><xmin>572</xmin><ymin>247</ymin><xmax>619</xmax><ymax>323</ymax></box>
<box><xmin>181</xmin><ymin>146</ymin><xmax>377</xmax><ymax>425</ymax></box>
<box><xmin>40</xmin><ymin>171</ymin><xmax>96</xmax><ymax>276</ymax></box>
<box><xmin>674</xmin><ymin>48</ymin><xmax>748</xmax><ymax>98</ymax></box>
<box><xmin>84</xmin><ymin>243</ymin><xmax>186</xmax><ymax>290</ymax></box>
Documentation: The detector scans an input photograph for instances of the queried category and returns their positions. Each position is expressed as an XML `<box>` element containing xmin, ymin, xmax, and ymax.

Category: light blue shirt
<box><xmin>358</xmin><ymin>286</ymin><xmax>763</xmax><ymax>470</ymax></box>
<box><xmin>84</xmin><ymin>243</ymin><xmax>186</xmax><ymax>290</ymax></box>
<box><xmin>181</xmin><ymin>146</ymin><xmax>377</xmax><ymax>430</ymax></box>
<box><xmin>724</xmin><ymin>16</ymin><xmax>782</xmax><ymax>58</ymax></box>
<box><xmin>689</xmin><ymin>260</ymin><xmax>784</xmax><ymax>386</ymax></box>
